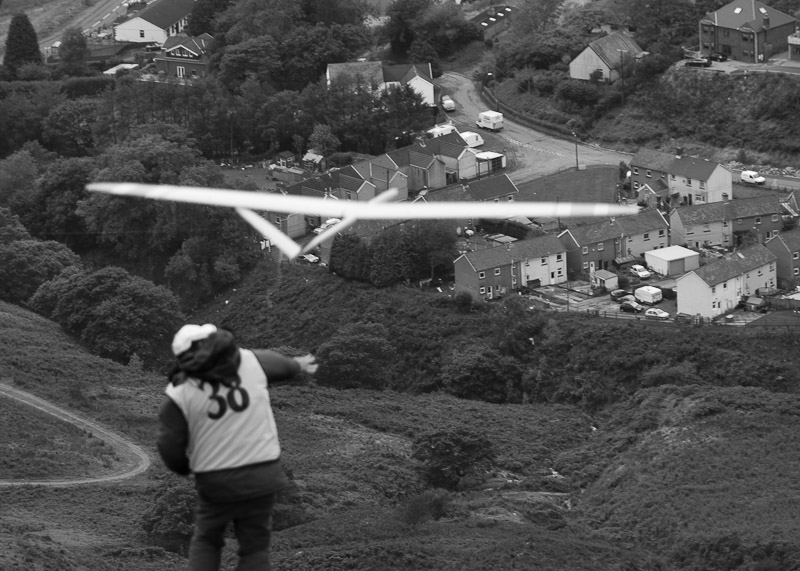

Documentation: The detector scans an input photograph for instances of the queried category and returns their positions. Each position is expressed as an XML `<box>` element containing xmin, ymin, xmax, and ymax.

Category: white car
<box><xmin>441</xmin><ymin>95</ymin><xmax>455</xmax><ymax>111</ymax></box>
<box><xmin>740</xmin><ymin>170</ymin><xmax>766</xmax><ymax>185</ymax></box>
<box><xmin>645</xmin><ymin>308</ymin><xmax>670</xmax><ymax>320</ymax></box>
<box><xmin>629</xmin><ymin>264</ymin><xmax>652</xmax><ymax>279</ymax></box>
<box><xmin>299</xmin><ymin>254</ymin><xmax>319</xmax><ymax>263</ymax></box>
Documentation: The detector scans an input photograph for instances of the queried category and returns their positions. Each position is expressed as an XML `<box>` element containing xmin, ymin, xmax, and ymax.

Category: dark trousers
<box><xmin>187</xmin><ymin>493</ymin><xmax>276</xmax><ymax>571</ymax></box>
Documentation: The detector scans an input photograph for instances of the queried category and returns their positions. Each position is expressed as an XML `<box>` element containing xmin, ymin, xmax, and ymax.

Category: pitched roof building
<box><xmin>114</xmin><ymin>0</ymin><xmax>195</xmax><ymax>45</ymax></box>
<box><xmin>569</xmin><ymin>31</ymin><xmax>646</xmax><ymax>82</ymax></box>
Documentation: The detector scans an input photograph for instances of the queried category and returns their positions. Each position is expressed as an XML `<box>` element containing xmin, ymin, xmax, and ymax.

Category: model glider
<box><xmin>86</xmin><ymin>182</ymin><xmax>639</xmax><ymax>259</ymax></box>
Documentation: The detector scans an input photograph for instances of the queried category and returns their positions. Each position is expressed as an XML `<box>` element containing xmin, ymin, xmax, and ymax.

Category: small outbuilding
<box><xmin>645</xmin><ymin>245</ymin><xmax>700</xmax><ymax>276</ymax></box>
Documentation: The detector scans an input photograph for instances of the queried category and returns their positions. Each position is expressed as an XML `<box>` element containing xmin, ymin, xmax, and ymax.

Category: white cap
<box><xmin>172</xmin><ymin>324</ymin><xmax>217</xmax><ymax>356</ymax></box>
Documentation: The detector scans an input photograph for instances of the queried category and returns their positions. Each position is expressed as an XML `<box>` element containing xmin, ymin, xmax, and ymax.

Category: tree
<box><xmin>42</xmin><ymin>98</ymin><xmax>98</xmax><ymax>156</ymax></box>
<box><xmin>440</xmin><ymin>344</ymin><xmax>524</xmax><ymax>403</ymax></box>
<box><xmin>0</xmin><ymin>150</ymin><xmax>39</xmax><ymax>207</ymax></box>
<box><xmin>308</xmin><ymin>123</ymin><xmax>340</xmax><ymax>156</ymax></box>
<box><xmin>3</xmin><ymin>13</ymin><xmax>42</xmax><ymax>78</ymax></box>
<box><xmin>0</xmin><ymin>239</ymin><xmax>82</xmax><ymax>304</ymax></box>
<box><xmin>315</xmin><ymin>322</ymin><xmax>395</xmax><ymax>389</ymax></box>
<box><xmin>186</xmin><ymin>0</ymin><xmax>231</xmax><ymax>36</ymax></box>
<box><xmin>385</xmin><ymin>0</ymin><xmax>433</xmax><ymax>59</ymax></box>
<box><xmin>217</xmin><ymin>36</ymin><xmax>281</xmax><ymax>91</ymax></box>
<box><xmin>30</xmin><ymin>266</ymin><xmax>185</xmax><ymax>365</ymax></box>
<box><xmin>512</xmin><ymin>0</ymin><xmax>564</xmax><ymax>35</ymax></box>
<box><xmin>0</xmin><ymin>207</ymin><xmax>30</xmax><ymax>243</ymax></box>
<box><xmin>411</xmin><ymin>428</ymin><xmax>495</xmax><ymax>490</ymax></box>
<box><xmin>57</xmin><ymin>27</ymin><xmax>90</xmax><ymax>76</ymax></box>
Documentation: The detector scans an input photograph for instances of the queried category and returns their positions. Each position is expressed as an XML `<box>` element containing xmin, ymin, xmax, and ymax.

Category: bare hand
<box><xmin>295</xmin><ymin>354</ymin><xmax>318</xmax><ymax>375</ymax></box>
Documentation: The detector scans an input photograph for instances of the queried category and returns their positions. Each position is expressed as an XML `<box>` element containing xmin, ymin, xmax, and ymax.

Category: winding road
<box><xmin>0</xmin><ymin>382</ymin><xmax>151</xmax><ymax>487</ymax></box>
<box><xmin>437</xmin><ymin>71</ymin><xmax>632</xmax><ymax>183</ymax></box>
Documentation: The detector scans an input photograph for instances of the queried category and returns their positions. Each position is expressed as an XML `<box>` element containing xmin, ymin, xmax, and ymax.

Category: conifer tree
<box><xmin>3</xmin><ymin>13</ymin><xmax>43</xmax><ymax>78</ymax></box>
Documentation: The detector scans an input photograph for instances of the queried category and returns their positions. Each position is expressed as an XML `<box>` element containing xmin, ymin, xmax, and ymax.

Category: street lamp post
<box><xmin>571</xmin><ymin>131</ymin><xmax>579</xmax><ymax>170</ymax></box>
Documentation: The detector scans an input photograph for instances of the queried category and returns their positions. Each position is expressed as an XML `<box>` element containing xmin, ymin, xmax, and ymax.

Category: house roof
<box><xmin>646</xmin><ymin>245</ymin><xmax>699</xmax><ymax>262</ymax></box>
<box><xmin>700</xmin><ymin>0</ymin><xmax>796</xmax><ymax>32</ymax></box>
<box><xmin>690</xmin><ymin>244</ymin><xmax>776</xmax><ymax>286</ymax></box>
<box><xmin>419</xmin><ymin>133</ymin><xmax>469</xmax><ymax>159</ymax></box>
<box><xmin>469</xmin><ymin>5</ymin><xmax>513</xmax><ymax>28</ymax></box>
<box><xmin>614</xmin><ymin>209</ymin><xmax>668</xmax><ymax>235</ymax></box>
<box><xmin>673</xmin><ymin>201</ymin><xmax>730</xmax><ymax>225</ymax></box>
<box><xmin>383</xmin><ymin>63</ymin><xmax>432</xmax><ymax>84</ymax></box>
<box><xmin>162</xmin><ymin>33</ymin><xmax>213</xmax><ymax>55</ymax></box>
<box><xmin>461</xmin><ymin>234</ymin><xmax>564</xmax><ymax>271</ymax></box>
<box><xmin>563</xmin><ymin>219</ymin><xmax>624</xmax><ymax>245</ymax></box>
<box><xmin>587</xmin><ymin>31</ymin><xmax>645</xmax><ymax>68</ymax></box>
<box><xmin>327</xmin><ymin>61</ymin><xmax>384</xmax><ymax>87</ymax></box>
<box><xmin>137</xmin><ymin>0</ymin><xmax>196</xmax><ymax>29</ymax></box>
<box><xmin>671</xmin><ymin>155</ymin><xmax>724</xmax><ymax>180</ymax></box>
<box><xmin>465</xmin><ymin>174</ymin><xmax>518</xmax><ymax>201</ymax></box>
<box><xmin>728</xmin><ymin>194</ymin><xmax>791</xmax><ymax>218</ymax></box>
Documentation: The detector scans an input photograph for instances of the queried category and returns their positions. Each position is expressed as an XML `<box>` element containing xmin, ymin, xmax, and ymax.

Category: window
<box><xmin>512</xmin><ymin>276</ymin><xmax>517</xmax><ymax>285</ymax></box>
<box><xmin>686</xmin><ymin>178</ymin><xmax>692</xmax><ymax>187</ymax></box>
<box><xmin>755</xmin><ymin>217</ymin><xmax>761</xmax><ymax>225</ymax></box>
<box><xmin>772</xmin><ymin>214</ymin><xmax>779</xmax><ymax>222</ymax></box>
<box><xmin>646</xmin><ymin>170</ymin><xmax>652</xmax><ymax>178</ymax></box>
<box><xmin>722</xmin><ymin>193</ymin><xmax>729</xmax><ymax>201</ymax></box>
<box><xmin>712</xmin><ymin>286</ymin><xmax>716</xmax><ymax>294</ymax></box>
<box><xmin>633</xmin><ymin>167</ymin><xmax>639</xmax><ymax>175</ymax></box>
<box><xmin>177</xmin><ymin>66</ymin><xmax>185</xmax><ymax>78</ymax></box>
<box><xmin>699</xmin><ymin>181</ymin><xmax>705</xmax><ymax>189</ymax></box>
<box><xmin>686</xmin><ymin>226</ymin><xmax>694</xmax><ymax>235</ymax></box>
<box><xmin>723</xmin><ymin>220</ymin><xmax>729</xmax><ymax>227</ymax></box>
<box><xmin>582</xmin><ymin>246</ymin><xmax>589</xmax><ymax>254</ymax></box>
<box><xmin>346</xmin><ymin>191</ymin><xmax>352</xmax><ymax>200</ymax></box>
<box><xmin>770</xmin><ymin>263</ymin><xmax>775</xmax><ymax>272</ymax></box>
<box><xmin>658</xmin><ymin>230</ymin><xmax>665</xmax><ymax>237</ymax></box>
<box><xmin>508</xmin><ymin>196</ymin><xmax>514</xmax><ymax>202</ymax></box>
<box><xmin>274</xmin><ymin>215</ymin><xmax>282</xmax><ymax>224</ymax></box>
<box><xmin>597</xmin><ymin>242</ymin><xmax>604</xmax><ymax>251</ymax></box>
<box><xmin>794</xmin><ymin>268</ymin><xmax>799</xmax><ymax>275</ymax></box>
<box><xmin>494</xmin><ymin>268</ymin><xmax>501</xmax><ymax>276</ymax></box>
<box><xmin>723</xmin><ymin>283</ymin><xmax>727</xmax><ymax>289</ymax></box>
<box><xmin>633</xmin><ymin>182</ymin><xmax>639</xmax><ymax>189</ymax></box>
<box><xmin>582</xmin><ymin>262</ymin><xmax>589</xmax><ymax>269</ymax></box>
<box><xmin>703</xmin><ymin>224</ymin><xmax>710</xmax><ymax>233</ymax></box>
<box><xmin>757</xmin><ymin>269</ymin><xmax>763</xmax><ymax>277</ymax></box>
<box><xmin>557</xmin><ymin>268</ymin><xmax>563</xmax><ymax>276</ymax></box>
<box><xmin>139</xmin><ymin>30</ymin><xmax>145</xmax><ymax>38</ymax></box>
<box><xmin>671</xmin><ymin>174</ymin><xmax>676</xmax><ymax>180</ymax></box>
<box><xmin>556</xmin><ymin>254</ymin><xmax>563</xmax><ymax>261</ymax></box>
<box><xmin>793</xmin><ymin>252</ymin><xmax>799</xmax><ymax>260</ymax></box>
<box><xmin>737</xmin><ymin>219</ymin><xmax>743</xmax><ymax>224</ymax></box>
<box><xmin>479</xmin><ymin>287</ymin><xmax>486</xmax><ymax>294</ymax></box>
<box><xmin>478</xmin><ymin>271</ymin><xmax>486</xmax><ymax>279</ymax></box>
<box><xmin>643</xmin><ymin>233</ymin><xmax>650</xmax><ymax>241</ymax></box>
<box><xmin>541</xmin><ymin>257</ymin><xmax>547</xmax><ymax>265</ymax></box>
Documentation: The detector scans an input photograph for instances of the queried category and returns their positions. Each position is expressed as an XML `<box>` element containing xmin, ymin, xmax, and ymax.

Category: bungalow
<box><xmin>154</xmin><ymin>33</ymin><xmax>213</xmax><ymax>80</ymax></box>
<box><xmin>469</xmin><ymin>6</ymin><xmax>513</xmax><ymax>42</ymax></box>
<box><xmin>114</xmin><ymin>0</ymin><xmax>195</xmax><ymax>45</ymax></box>
<box><xmin>416</xmin><ymin>132</ymin><xmax>479</xmax><ymax>183</ymax></box>
<box><xmin>453</xmin><ymin>234</ymin><xmax>567</xmax><ymax>301</ymax></box>
<box><xmin>699</xmin><ymin>0</ymin><xmax>797</xmax><ymax>63</ymax></box>
<box><xmin>326</xmin><ymin>61</ymin><xmax>436</xmax><ymax>106</ymax></box>
<box><xmin>765</xmin><ymin>227</ymin><xmax>800</xmax><ymax>289</ymax></box>
<box><xmin>676</xmin><ymin>244</ymin><xmax>777</xmax><ymax>318</ymax></box>
<box><xmin>569</xmin><ymin>31</ymin><xmax>645</xmax><ymax>83</ymax></box>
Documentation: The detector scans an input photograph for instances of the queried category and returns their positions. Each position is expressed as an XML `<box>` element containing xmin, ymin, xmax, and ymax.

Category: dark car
<box><xmin>609</xmin><ymin>289</ymin><xmax>633</xmax><ymax>301</ymax></box>
<box><xmin>685</xmin><ymin>58</ymin><xmax>711</xmax><ymax>68</ymax></box>
<box><xmin>708</xmin><ymin>53</ymin><xmax>728</xmax><ymax>62</ymax></box>
<box><xmin>620</xmin><ymin>301</ymin><xmax>644</xmax><ymax>313</ymax></box>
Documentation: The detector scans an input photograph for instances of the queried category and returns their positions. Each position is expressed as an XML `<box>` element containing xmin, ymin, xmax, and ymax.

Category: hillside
<box><xmin>4</xmin><ymin>273</ymin><xmax>800</xmax><ymax>570</ymax></box>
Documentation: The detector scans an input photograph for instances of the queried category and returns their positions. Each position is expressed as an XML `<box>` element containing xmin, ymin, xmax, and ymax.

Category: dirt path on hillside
<box><xmin>0</xmin><ymin>382</ymin><xmax>151</xmax><ymax>487</ymax></box>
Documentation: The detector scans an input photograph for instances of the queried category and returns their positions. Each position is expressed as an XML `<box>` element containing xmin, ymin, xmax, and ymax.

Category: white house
<box><xmin>114</xmin><ymin>0</ymin><xmax>195</xmax><ymax>45</ymax></box>
<box><xmin>326</xmin><ymin>61</ymin><xmax>436</xmax><ymax>106</ymax></box>
<box><xmin>569</xmin><ymin>31</ymin><xmax>645</xmax><ymax>82</ymax></box>
<box><xmin>676</xmin><ymin>244</ymin><xmax>777</xmax><ymax>318</ymax></box>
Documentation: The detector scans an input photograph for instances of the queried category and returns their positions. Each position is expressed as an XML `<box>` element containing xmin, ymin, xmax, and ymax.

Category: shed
<box><xmin>744</xmin><ymin>296</ymin><xmax>765</xmax><ymax>312</ymax></box>
<box><xmin>644</xmin><ymin>245</ymin><xmax>699</xmax><ymax>276</ymax></box>
<box><xmin>591</xmin><ymin>268</ymin><xmax>619</xmax><ymax>291</ymax></box>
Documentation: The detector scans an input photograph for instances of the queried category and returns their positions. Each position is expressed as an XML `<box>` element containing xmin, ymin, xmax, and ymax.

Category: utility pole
<box><xmin>617</xmin><ymin>49</ymin><xmax>628</xmax><ymax>106</ymax></box>
<box><xmin>572</xmin><ymin>131</ymin><xmax>579</xmax><ymax>170</ymax></box>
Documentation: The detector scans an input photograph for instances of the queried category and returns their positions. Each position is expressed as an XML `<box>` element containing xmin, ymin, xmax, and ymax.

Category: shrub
<box><xmin>398</xmin><ymin>490</ymin><xmax>451</xmax><ymax>527</ymax></box>
<box><xmin>411</xmin><ymin>428</ymin><xmax>495</xmax><ymax>490</ymax></box>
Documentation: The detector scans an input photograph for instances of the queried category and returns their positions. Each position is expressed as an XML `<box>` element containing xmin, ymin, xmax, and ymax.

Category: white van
<box><xmin>740</xmin><ymin>170</ymin><xmax>766</xmax><ymax>185</ymax></box>
<box><xmin>635</xmin><ymin>285</ymin><xmax>663</xmax><ymax>305</ymax></box>
<box><xmin>426</xmin><ymin>124</ymin><xmax>458</xmax><ymax>138</ymax></box>
<box><xmin>476</xmin><ymin>110</ymin><xmax>503</xmax><ymax>131</ymax></box>
<box><xmin>458</xmin><ymin>131</ymin><xmax>484</xmax><ymax>148</ymax></box>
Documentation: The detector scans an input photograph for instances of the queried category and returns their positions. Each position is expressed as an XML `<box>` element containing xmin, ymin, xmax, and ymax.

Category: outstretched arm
<box><xmin>253</xmin><ymin>350</ymin><xmax>317</xmax><ymax>382</ymax></box>
<box><xmin>156</xmin><ymin>398</ymin><xmax>191</xmax><ymax>476</ymax></box>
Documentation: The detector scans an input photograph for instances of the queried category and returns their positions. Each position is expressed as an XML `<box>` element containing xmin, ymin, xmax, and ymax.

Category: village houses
<box><xmin>765</xmin><ymin>227</ymin><xmax>800</xmax><ymax>290</ymax></box>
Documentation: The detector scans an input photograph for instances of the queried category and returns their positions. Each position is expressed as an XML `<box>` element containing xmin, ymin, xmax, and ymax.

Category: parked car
<box><xmin>685</xmin><ymin>58</ymin><xmax>711</xmax><ymax>68</ymax></box>
<box><xmin>609</xmin><ymin>289</ymin><xmax>633</xmax><ymax>301</ymax></box>
<box><xmin>629</xmin><ymin>264</ymin><xmax>652</xmax><ymax>279</ymax></box>
<box><xmin>618</xmin><ymin>294</ymin><xmax>637</xmax><ymax>304</ymax></box>
<box><xmin>740</xmin><ymin>170</ymin><xmax>766</xmax><ymax>185</ymax></box>
<box><xmin>645</xmin><ymin>308</ymin><xmax>670</xmax><ymax>320</ymax></box>
<box><xmin>708</xmin><ymin>52</ymin><xmax>728</xmax><ymax>62</ymax></box>
<box><xmin>441</xmin><ymin>95</ymin><xmax>455</xmax><ymax>112</ymax></box>
<box><xmin>299</xmin><ymin>254</ymin><xmax>319</xmax><ymax>263</ymax></box>
<box><xmin>620</xmin><ymin>301</ymin><xmax>644</xmax><ymax>313</ymax></box>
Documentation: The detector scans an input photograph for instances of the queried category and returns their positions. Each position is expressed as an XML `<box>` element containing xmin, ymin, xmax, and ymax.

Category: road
<box><xmin>0</xmin><ymin>382</ymin><xmax>151</xmax><ymax>487</ymax></box>
<box><xmin>38</xmin><ymin>0</ymin><xmax>131</xmax><ymax>51</ymax></box>
<box><xmin>438</xmin><ymin>72</ymin><xmax>632</xmax><ymax>183</ymax></box>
